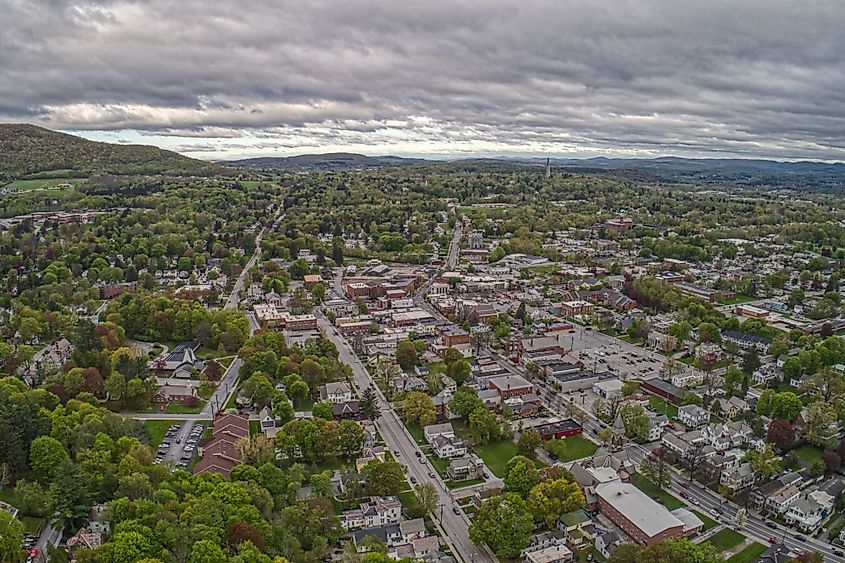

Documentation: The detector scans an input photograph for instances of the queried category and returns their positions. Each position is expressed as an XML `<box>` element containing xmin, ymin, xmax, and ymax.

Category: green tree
<box><xmin>639</xmin><ymin>447</ymin><xmax>672</xmax><ymax>490</ymax></box>
<box><xmin>413</xmin><ymin>483</ymin><xmax>438</xmax><ymax>515</ymax></box>
<box><xmin>403</xmin><ymin>392</ymin><xmax>436</xmax><ymax>427</ymax></box>
<box><xmin>29</xmin><ymin>435</ymin><xmax>69</xmax><ymax>481</ymax></box>
<box><xmin>528</xmin><ymin>478</ymin><xmax>585</xmax><ymax>528</ymax></box>
<box><xmin>312</xmin><ymin>401</ymin><xmax>333</xmax><ymax>420</ymax></box>
<box><xmin>188</xmin><ymin>539</ymin><xmax>229</xmax><ymax>563</ymax></box>
<box><xmin>338</xmin><ymin>420</ymin><xmax>366</xmax><ymax>457</ymax></box>
<box><xmin>363</xmin><ymin>461</ymin><xmax>406</xmax><ymax>496</ymax></box>
<box><xmin>469</xmin><ymin>407</ymin><xmax>500</xmax><ymax>445</ymax></box>
<box><xmin>503</xmin><ymin>456</ymin><xmax>539</xmax><ymax>497</ymax></box>
<box><xmin>0</xmin><ymin>510</ymin><xmax>24</xmax><ymax>563</ymax></box>
<box><xmin>448</xmin><ymin>387</ymin><xmax>485</xmax><ymax>422</ymax></box>
<box><xmin>15</xmin><ymin>480</ymin><xmax>54</xmax><ymax>517</ymax></box>
<box><xmin>50</xmin><ymin>460</ymin><xmax>95</xmax><ymax>531</ymax></box>
<box><xmin>620</xmin><ymin>404</ymin><xmax>649</xmax><ymax>443</ymax></box>
<box><xmin>769</xmin><ymin>391</ymin><xmax>803</xmax><ymax>420</ymax></box>
<box><xmin>517</xmin><ymin>429</ymin><xmax>542</xmax><ymax>459</ymax></box>
<box><xmin>359</xmin><ymin>387</ymin><xmax>381</xmax><ymax>420</ymax></box>
<box><xmin>469</xmin><ymin>493</ymin><xmax>534</xmax><ymax>558</ymax></box>
<box><xmin>395</xmin><ymin>340</ymin><xmax>419</xmax><ymax>371</ymax></box>
<box><xmin>747</xmin><ymin>444</ymin><xmax>782</xmax><ymax>481</ymax></box>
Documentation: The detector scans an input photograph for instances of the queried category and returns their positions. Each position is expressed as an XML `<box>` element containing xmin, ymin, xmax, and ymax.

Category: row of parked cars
<box><xmin>154</xmin><ymin>424</ymin><xmax>207</xmax><ymax>468</ymax></box>
<box><xmin>23</xmin><ymin>535</ymin><xmax>38</xmax><ymax>563</ymax></box>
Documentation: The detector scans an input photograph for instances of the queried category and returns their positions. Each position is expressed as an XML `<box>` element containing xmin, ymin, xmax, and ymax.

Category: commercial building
<box><xmin>595</xmin><ymin>481</ymin><xmax>685</xmax><ymax>546</ymax></box>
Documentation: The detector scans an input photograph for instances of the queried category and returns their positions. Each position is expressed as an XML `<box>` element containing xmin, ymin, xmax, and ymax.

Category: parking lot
<box><xmin>156</xmin><ymin>422</ymin><xmax>206</xmax><ymax>470</ymax></box>
<box><xmin>562</xmin><ymin>327</ymin><xmax>667</xmax><ymax>381</ymax></box>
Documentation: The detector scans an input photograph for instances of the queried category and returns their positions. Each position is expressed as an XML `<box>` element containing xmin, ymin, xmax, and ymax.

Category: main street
<box><xmin>315</xmin><ymin>311</ymin><xmax>494</xmax><ymax>563</ymax></box>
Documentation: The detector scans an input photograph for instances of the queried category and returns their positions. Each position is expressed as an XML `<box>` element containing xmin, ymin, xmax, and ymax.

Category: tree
<box><xmin>517</xmin><ymin>429</ymin><xmax>542</xmax><ymax>459</ymax></box>
<box><xmin>403</xmin><ymin>392</ymin><xmax>436</xmax><ymax>427</ymax></box>
<box><xmin>528</xmin><ymin>478</ymin><xmax>585</xmax><ymax>528</ymax></box>
<box><xmin>15</xmin><ymin>480</ymin><xmax>54</xmax><ymax>517</ymax></box>
<box><xmin>188</xmin><ymin>539</ymin><xmax>229</xmax><ymax>563</ymax></box>
<box><xmin>620</xmin><ymin>404</ymin><xmax>649</xmax><ymax>443</ymax></box>
<box><xmin>723</xmin><ymin>365</ymin><xmax>744</xmax><ymax>398</ymax></box>
<box><xmin>769</xmin><ymin>392</ymin><xmax>803</xmax><ymax>420</ymax></box>
<box><xmin>226</xmin><ymin>522</ymin><xmax>264</xmax><ymax>550</ymax></box>
<box><xmin>823</xmin><ymin>451</ymin><xmax>841</xmax><ymax>475</ymax></box>
<box><xmin>801</xmin><ymin>368</ymin><xmax>845</xmax><ymax>404</ymax></box>
<box><xmin>363</xmin><ymin>461</ymin><xmax>405</xmax><ymax>496</ymax></box>
<box><xmin>271</xmin><ymin>393</ymin><xmax>294</xmax><ymax>424</ymax></box>
<box><xmin>359</xmin><ymin>387</ymin><xmax>380</xmax><ymax>420</ymax></box>
<box><xmin>0</xmin><ymin>510</ymin><xmax>24</xmax><ymax>563</ymax></box>
<box><xmin>30</xmin><ymin>435</ymin><xmax>69</xmax><ymax>481</ymax></box>
<box><xmin>338</xmin><ymin>420</ymin><xmax>366</xmax><ymax>457</ymax></box>
<box><xmin>742</xmin><ymin>347</ymin><xmax>761</xmax><ymax>376</ymax></box>
<box><xmin>747</xmin><ymin>444</ymin><xmax>782</xmax><ymax>481</ymax></box>
<box><xmin>782</xmin><ymin>357</ymin><xmax>803</xmax><ymax>383</ymax></box>
<box><xmin>697</xmin><ymin>322</ymin><xmax>721</xmax><ymax>344</ymax></box>
<box><xmin>621</xmin><ymin>381</ymin><xmax>640</xmax><ymax>397</ymax></box>
<box><xmin>449</xmin><ymin>388</ymin><xmax>485</xmax><ymax>422</ymax></box>
<box><xmin>413</xmin><ymin>483</ymin><xmax>438</xmax><ymax>515</ymax></box>
<box><xmin>469</xmin><ymin>407</ymin><xmax>500</xmax><ymax>446</ymax></box>
<box><xmin>597</xmin><ymin>428</ymin><xmax>613</xmax><ymax>446</ymax></box>
<box><xmin>395</xmin><ymin>341</ymin><xmax>419</xmax><ymax>371</ymax></box>
<box><xmin>51</xmin><ymin>460</ymin><xmax>95</xmax><ymax>531</ymax></box>
<box><xmin>767</xmin><ymin>418</ymin><xmax>796</xmax><ymax>450</ymax></box>
<box><xmin>312</xmin><ymin>402</ymin><xmax>333</xmax><ymax>420</ymax></box>
<box><xmin>639</xmin><ymin>447</ymin><xmax>672</xmax><ymax>490</ymax></box>
<box><xmin>669</xmin><ymin>321</ymin><xmax>692</xmax><ymax>342</ymax></box>
<box><xmin>243</xmin><ymin>372</ymin><xmax>275</xmax><ymax>407</ymax></box>
<box><xmin>445</xmin><ymin>359</ymin><xmax>470</xmax><ymax>385</ymax></box>
<box><xmin>468</xmin><ymin>493</ymin><xmax>534</xmax><ymax>559</ymax></box>
<box><xmin>803</xmin><ymin>401</ymin><xmax>837</xmax><ymax>448</ymax></box>
<box><xmin>733</xmin><ymin>507</ymin><xmax>748</xmax><ymax>528</ymax></box>
<box><xmin>756</xmin><ymin>388</ymin><xmax>775</xmax><ymax>416</ymax></box>
<box><xmin>289</xmin><ymin>380</ymin><xmax>310</xmax><ymax>406</ymax></box>
<box><xmin>503</xmin><ymin>456</ymin><xmax>539</xmax><ymax>497</ymax></box>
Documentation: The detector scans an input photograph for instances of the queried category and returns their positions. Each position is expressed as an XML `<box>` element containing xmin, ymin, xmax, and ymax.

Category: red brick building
<box><xmin>595</xmin><ymin>481</ymin><xmax>685</xmax><ymax>546</ymax></box>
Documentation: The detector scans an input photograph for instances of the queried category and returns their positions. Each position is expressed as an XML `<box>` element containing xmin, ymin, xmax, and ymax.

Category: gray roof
<box><xmin>595</xmin><ymin>481</ymin><xmax>684</xmax><ymax>537</ymax></box>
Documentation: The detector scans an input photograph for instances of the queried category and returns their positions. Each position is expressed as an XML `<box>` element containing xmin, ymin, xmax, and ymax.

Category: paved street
<box><xmin>316</xmin><ymin>312</ymin><xmax>494</xmax><ymax>563</ymax></box>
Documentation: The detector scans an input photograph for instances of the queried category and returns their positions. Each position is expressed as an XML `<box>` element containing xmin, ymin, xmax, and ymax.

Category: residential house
<box><xmin>447</xmin><ymin>455</ymin><xmax>484</xmax><ymax>481</ymax></box>
<box><xmin>524</xmin><ymin>545</ymin><xmax>574</xmax><ymax>563</ymax></box>
<box><xmin>340</xmin><ymin>496</ymin><xmax>403</xmax><ymax>530</ymax></box>
<box><xmin>320</xmin><ymin>382</ymin><xmax>353</xmax><ymax>404</ymax></box>
<box><xmin>719</xmin><ymin>462</ymin><xmax>754</xmax><ymax>493</ymax></box>
<box><xmin>594</xmin><ymin>532</ymin><xmax>620</xmax><ymax>559</ymax></box>
<box><xmin>424</xmin><ymin>423</ymin><xmax>468</xmax><ymax>458</ymax></box>
<box><xmin>556</xmin><ymin>509</ymin><xmax>596</xmax><ymax>550</ymax></box>
<box><xmin>785</xmin><ymin>490</ymin><xmax>835</xmax><ymax>533</ymax></box>
<box><xmin>193</xmin><ymin>413</ymin><xmax>249</xmax><ymax>477</ymax></box>
<box><xmin>677</xmin><ymin>404</ymin><xmax>710</xmax><ymax>428</ymax></box>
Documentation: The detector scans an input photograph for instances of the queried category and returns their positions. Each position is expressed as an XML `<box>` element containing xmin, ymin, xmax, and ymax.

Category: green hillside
<box><xmin>0</xmin><ymin>124</ymin><xmax>218</xmax><ymax>181</ymax></box>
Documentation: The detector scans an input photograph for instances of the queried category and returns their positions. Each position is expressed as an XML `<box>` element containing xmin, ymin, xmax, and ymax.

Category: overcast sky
<box><xmin>3</xmin><ymin>0</ymin><xmax>845</xmax><ymax>161</ymax></box>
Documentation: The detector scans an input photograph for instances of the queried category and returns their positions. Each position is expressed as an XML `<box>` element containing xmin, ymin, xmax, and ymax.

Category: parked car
<box><xmin>452</xmin><ymin>507</ymin><xmax>460</xmax><ymax>515</ymax></box>
<box><xmin>832</xmin><ymin>549</ymin><xmax>844</xmax><ymax>557</ymax></box>
<box><xmin>680</xmin><ymin>491</ymin><xmax>689</xmax><ymax>499</ymax></box>
<box><xmin>708</xmin><ymin>508</ymin><xmax>719</xmax><ymax>517</ymax></box>
<box><xmin>415</xmin><ymin>451</ymin><xmax>422</xmax><ymax>458</ymax></box>
<box><xmin>768</xmin><ymin>538</ymin><xmax>778</xmax><ymax>544</ymax></box>
<box><xmin>766</xmin><ymin>522</ymin><xmax>778</xmax><ymax>529</ymax></box>
<box><xmin>410</xmin><ymin>476</ymin><xmax>417</xmax><ymax>484</ymax></box>
<box><xmin>692</xmin><ymin>499</ymin><xmax>700</xmax><ymax>506</ymax></box>
<box><xmin>794</xmin><ymin>534</ymin><xmax>806</xmax><ymax>541</ymax></box>
<box><xmin>428</xmin><ymin>472</ymin><xmax>435</xmax><ymax>478</ymax></box>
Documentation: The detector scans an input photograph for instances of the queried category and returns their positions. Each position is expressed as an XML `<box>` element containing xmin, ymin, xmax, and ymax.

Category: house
<box><xmin>714</xmin><ymin>396</ymin><xmax>750</xmax><ymax>419</ymax></box>
<box><xmin>303</xmin><ymin>274</ymin><xmax>323</xmax><ymax>289</ymax></box>
<box><xmin>151</xmin><ymin>379</ymin><xmax>198</xmax><ymax>403</ymax></box>
<box><xmin>719</xmin><ymin>462</ymin><xmax>755</xmax><ymax>492</ymax></box>
<box><xmin>424</xmin><ymin>423</ymin><xmax>468</xmax><ymax>458</ymax></box>
<box><xmin>340</xmin><ymin>496</ymin><xmax>402</xmax><ymax>530</ymax></box>
<box><xmin>392</xmin><ymin>376</ymin><xmax>429</xmax><ymax>393</ymax></box>
<box><xmin>703</xmin><ymin>421</ymin><xmax>753</xmax><ymax>451</ymax></box>
<box><xmin>536</xmin><ymin>419</ymin><xmax>584</xmax><ymax>441</ymax></box>
<box><xmin>695</xmin><ymin>342</ymin><xmax>723</xmax><ymax>365</ymax></box>
<box><xmin>560</xmin><ymin>300</ymin><xmax>594</xmax><ymax>317</ymax></box>
<box><xmin>671</xmin><ymin>370</ymin><xmax>704</xmax><ymax>389</ymax></box>
<box><xmin>722</xmin><ymin>330</ymin><xmax>771</xmax><ymax>351</ymax></box>
<box><xmin>677</xmin><ymin>404</ymin><xmax>710</xmax><ymax>428</ymax></box>
<box><xmin>333</xmin><ymin>401</ymin><xmax>361</xmax><ymax>420</ymax></box>
<box><xmin>594</xmin><ymin>481</ymin><xmax>685</xmax><ymax>546</ymax></box>
<box><xmin>351</xmin><ymin>524</ymin><xmax>402</xmax><ymax>551</ymax></box>
<box><xmin>593</xmin><ymin>379</ymin><xmax>624</xmax><ymax>399</ymax></box>
<box><xmin>66</xmin><ymin>528</ymin><xmax>103</xmax><ymax>555</ymax></box>
<box><xmin>647</xmin><ymin>331</ymin><xmax>678</xmax><ymax>352</ymax></box>
<box><xmin>320</xmin><ymin>381</ymin><xmax>353</xmax><ymax>403</ymax></box>
<box><xmin>556</xmin><ymin>509</ymin><xmax>596</xmax><ymax>550</ymax></box>
<box><xmin>448</xmin><ymin>455</ymin><xmax>484</xmax><ymax>481</ymax></box>
<box><xmin>785</xmin><ymin>491</ymin><xmax>835</xmax><ymax>533</ymax></box>
<box><xmin>594</xmin><ymin>532</ymin><xmax>620</xmax><ymax>559</ymax></box>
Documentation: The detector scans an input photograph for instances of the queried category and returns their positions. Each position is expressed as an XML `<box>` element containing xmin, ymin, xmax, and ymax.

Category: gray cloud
<box><xmin>1</xmin><ymin>0</ymin><xmax>845</xmax><ymax>159</ymax></box>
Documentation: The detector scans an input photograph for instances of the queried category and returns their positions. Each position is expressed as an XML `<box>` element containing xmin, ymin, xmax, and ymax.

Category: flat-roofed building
<box><xmin>595</xmin><ymin>481</ymin><xmax>685</xmax><ymax>546</ymax></box>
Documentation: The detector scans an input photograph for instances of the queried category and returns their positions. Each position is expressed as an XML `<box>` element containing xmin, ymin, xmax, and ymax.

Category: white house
<box><xmin>320</xmin><ymin>382</ymin><xmax>353</xmax><ymax>404</ymax></box>
<box><xmin>677</xmin><ymin>404</ymin><xmax>710</xmax><ymax>428</ymax></box>
<box><xmin>340</xmin><ymin>496</ymin><xmax>402</xmax><ymax>530</ymax></box>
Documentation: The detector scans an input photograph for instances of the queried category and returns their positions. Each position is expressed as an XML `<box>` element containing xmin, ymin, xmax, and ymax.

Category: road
<box><xmin>316</xmin><ymin>311</ymin><xmax>494</xmax><ymax>563</ymax></box>
<box><xmin>34</xmin><ymin>522</ymin><xmax>61</xmax><ymax>562</ymax></box>
<box><xmin>446</xmin><ymin>220</ymin><xmax>463</xmax><ymax>270</ymax></box>
<box><xmin>224</xmin><ymin>208</ymin><xmax>283</xmax><ymax>311</ymax></box>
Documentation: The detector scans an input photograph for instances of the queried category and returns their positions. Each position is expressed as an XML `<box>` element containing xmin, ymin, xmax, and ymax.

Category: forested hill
<box><xmin>224</xmin><ymin>152</ymin><xmax>427</xmax><ymax>170</ymax></box>
<box><xmin>0</xmin><ymin>124</ymin><xmax>218</xmax><ymax>181</ymax></box>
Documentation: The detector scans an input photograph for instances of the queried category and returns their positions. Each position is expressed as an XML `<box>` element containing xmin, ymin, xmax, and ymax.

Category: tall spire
<box><xmin>545</xmin><ymin>157</ymin><xmax>551</xmax><ymax>179</ymax></box>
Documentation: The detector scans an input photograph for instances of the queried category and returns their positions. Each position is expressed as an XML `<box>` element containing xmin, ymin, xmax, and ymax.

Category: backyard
<box><xmin>726</xmin><ymin>542</ymin><xmax>767</xmax><ymax>563</ymax></box>
<box><xmin>794</xmin><ymin>444</ymin><xmax>824</xmax><ymax>466</ymax></box>
<box><xmin>649</xmin><ymin>396</ymin><xmax>679</xmax><ymax>419</ymax></box>
<box><xmin>475</xmin><ymin>440</ymin><xmax>519</xmax><ymax>477</ymax></box>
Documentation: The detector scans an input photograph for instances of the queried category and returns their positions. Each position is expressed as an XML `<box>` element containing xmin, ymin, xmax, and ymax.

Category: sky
<box><xmin>2</xmin><ymin>0</ymin><xmax>845</xmax><ymax>161</ymax></box>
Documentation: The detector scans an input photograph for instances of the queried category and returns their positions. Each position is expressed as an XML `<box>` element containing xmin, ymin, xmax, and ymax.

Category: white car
<box><xmin>709</xmin><ymin>508</ymin><xmax>719</xmax><ymax>517</ymax></box>
<box><xmin>692</xmin><ymin>499</ymin><xmax>701</xmax><ymax>506</ymax></box>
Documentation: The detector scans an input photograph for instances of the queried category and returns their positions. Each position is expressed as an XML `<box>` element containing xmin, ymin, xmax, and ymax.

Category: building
<box><xmin>560</xmin><ymin>300</ymin><xmax>594</xmax><ymax>317</ymax></box>
<box><xmin>719</xmin><ymin>462</ymin><xmax>754</xmax><ymax>492</ymax></box>
<box><xmin>340</xmin><ymin>496</ymin><xmax>403</xmax><ymax>530</ymax></box>
<box><xmin>641</xmin><ymin>380</ymin><xmax>687</xmax><ymax>405</ymax></box>
<box><xmin>524</xmin><ymin>545</ymin><xmax>573</xmax><ymax>563</ymax></box>
<box><xmin>150</xmin><ymin>342</ymin><xmax>204</xmax><ymax>378</ymax></box>
<box><xmin>193</xmin><ymin>413</ymin><xmax>249</xmax><ymax>477</ymax></box>
<box><xmin>424</xmin><ymin>423</ymin><xmax>468</xmax><ymax>458</ymax></box>
<box><xmin>647</xmin><ymin>331</ymin><xmax>678</xmax><ymax>352</ymax></box>
<box><xmin>593</xmin><ymin>379</ymin><xmax>624</xmax><ymax>399</ymax></box>
<box><xmin>677</xmin><ymin>404</ymin><xmax>710</xmax><ymax>428</ymax></box>
<box><xmin>536</xmin><ymin>419</ymin><xmax>583</xmax><ymax>440</ymax></box>
<box><xmin>320</xmin><ymin>382</ymin><xmax>353</xmax><ymax>404</ymax></box>
<box><xmin>448</xmin><ymin>455</ymin><xmax>484</xmax><ymax>481</ymax></box>
<box><xmin>303</xmin><ymin>274</ymin><xmax>323</xmax><ymax>289</ymax></box>
<box><xmin>488</xmin><ymin>375</ymin><xmax>535</xmax><ymax>400</ymax></box>
<box><xmin>595</xmin><ymin>481</ymin><xmax>685</xmax><ymax>545</ymax></box>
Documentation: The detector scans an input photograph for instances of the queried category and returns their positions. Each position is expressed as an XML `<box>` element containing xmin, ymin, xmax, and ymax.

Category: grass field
<box><xmin>631</xmin><ymin>474</ymin><xmax>685</xmax><ymax>510</ymax></box>
<box><xmin>161</xmin><ymin>401</ymin><xmax>206</xmax><ymax>414</ymax></box>
<box><xmin>427</xmin><ymin>455</ymin><xmax>449</xmax><ymax>477</ymax></box>
<box><xmin>794</xmin><ymin>444</ymin><xmax>824</xmax><ymax>465</ymax></box>
<box><xmin>708</xmin><ymin>528</ymin><xmax>746</xmax><ymax>552</ymax></box>
<box><xmin>649</xmin><ymin>396</ymin><xmax>679</xmax><ymax>419</ymax></box>
<box><xmin>405</xmin><ymin>421</ymin><xmax>427</xmax><ymax>445</ymax></box>
<box><xmin>0</xmin><ymin>488</ymin><xmax>22</xmax><ymax>509</ymax></box>
<box><xmin>692</xmin><ymin>510</ymin><xmax>718</xmax><ymax>531</ymax></box>
<box><xmin>447</xmin><ymin>478</ymin><xmax>485</xmax><ymax>490</ymax></box>
<box><xmin>726</xmin><ymin>543</ymin><xmax>767</xmax><ymax>563</ymax></box>
<box><xmin>476</xmin><ymin>440</ymin><xmax>519</xmax><ymax>477</ymax></box>
<box><xmin>144</xmin><ymin>420</ymin><xmax>179</xmax><ymax>447</ymax></box>
<box><xmin>543</xmin><ymin>435</ymin><xmax>598</xmax><ymax>461</ymax></box>
<box><xmin>20</xmin><ymin>516</ymin><xmax>44</xmax><ymax>534</ymax></box>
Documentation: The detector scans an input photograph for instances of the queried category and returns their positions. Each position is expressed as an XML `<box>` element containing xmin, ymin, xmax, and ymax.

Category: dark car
<box><xmin>452</xmin><ymin>507</ymin><xmax>460</xmax><ymax>515</ymax></box>
<box><xmin>765</xmin><ymin>522</ymin><xmax>778</xmax><ymax>529</ymax></box>
<box><xmin>794</xmin><ymin>534</ymin><xmax>806</xmax><ymax>541</ymax></box>
<box><xmin>833</xmin><ymin>549</ymin><xmax>844</xmax><ymax>557</ymax></box>
<box><xmin>415</xmin><ymin>451</ymin><xmax>422</xmax><ymax>458</ymax></box>
<box><xmin>410</xmin><ymin>476</ymin><xmax>417</xmax><ymax>484</ymax></box>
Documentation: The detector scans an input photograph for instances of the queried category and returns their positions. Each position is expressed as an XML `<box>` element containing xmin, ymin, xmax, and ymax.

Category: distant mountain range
<box><xmin>0</xmin><ymin>124</ymin><xmax>219</xmax><ymax>181</ymax></box>
<box><xmin>222</xmin><ymin>152</ymin><xmax>427</xmax><ymax>170</ymax></box>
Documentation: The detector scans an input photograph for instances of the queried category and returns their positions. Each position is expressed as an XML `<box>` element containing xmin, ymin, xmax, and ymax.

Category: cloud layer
<box><xmin>3</xmin><ymin>0</ymin><xmax>845</xmax><ymax>159</ymax></box>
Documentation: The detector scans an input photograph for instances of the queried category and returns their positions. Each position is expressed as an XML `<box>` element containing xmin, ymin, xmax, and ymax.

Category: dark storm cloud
<box><xmin>1</xmin><ymin>0</ymin><xmax>845</xmax><ymax>159</ymax></box>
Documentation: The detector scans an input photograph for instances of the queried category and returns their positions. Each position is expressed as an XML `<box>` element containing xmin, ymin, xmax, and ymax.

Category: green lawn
<box><xmin>4</xmin><ymin>178</ymin><xmax>82</xmax><ymax>191</ymax></box>
<box><xmin>476</xmin><ymin>440</ymin><xmax>519</xmax><ymax>477</ymax></box>
<box><xmin>427</xmin><ymin>455</ymin><xmax>449</xmax><ymax>477</ymax></box>
<box><xmin>649</xmin><ymin>396</ymin><xmax>679</xmax><ymax>419</ymax></box>
<box><xmin>447</xmin><ymin>478</ymin><xmax>485</xmax><ymax>490</ymax></box>
<box><xmin>0</xmin><ymin>488</ymin><xmax>22</xmax><ymax>509</ymax></box>
<box><xmin>543</xmin><ymin>435</ymin><xmax>598</xmax><ymax>461</ymax></box>
<box><xmin>794</xmin><ymin>444</ymin><xmax>824</xmax><ymax>465</ymax></box>
<box><xmin>162</xmin><ymin>401</ymin><xmax>206</xmax><ymax>414</ymax></box>
<box><xmin>405</xmin><ymin>421</ymin><xmax>427</xmax><ymax>445</ymax></box>
<box><xmin>631</xmin><ymin>474</ymin><xmax>685</xmax><ymax>510</ymax></box>
<box><xmin>692</xmin><ymin>510</ymin><xmax>718</xmax><ymax>531</ymax></box>
<box><xmin>726</xmin><ymin>543</ymin><xmax>767</xmax><ymax>563</ymax></box>
<box><xmin>144</xmin><ymin>420</ymin><xmax>179</xmax><ymax>447</ymax></box>
<box><xmin>719</xmin><ymin>295</ymin><xmax>758</xmax><ymax>305</ymax></box>
<box><xmin>20</xmin><ymin>516</ymin><xmax>44</xmax><ymax>534</ymax></box>
<box><xmin>708</xmin><ymin>529</ymin><xmax>746</xmax><ymax>552</ymax></box>
<box><xmin>250</xmin><ymin>420</ymin><xmax>260</xmax><ymax>437</ymax></box>
<box><xmin>576</xmin><ymin>547</ymin><xmax>607</xmax><ymax>562</ymax></box>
